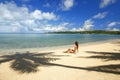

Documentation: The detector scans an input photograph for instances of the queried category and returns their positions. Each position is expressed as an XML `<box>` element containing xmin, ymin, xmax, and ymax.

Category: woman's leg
<box><xmin>64</xmin><ymin>48</ymin><xmax>71</xmax><ymax>53</ymax></box>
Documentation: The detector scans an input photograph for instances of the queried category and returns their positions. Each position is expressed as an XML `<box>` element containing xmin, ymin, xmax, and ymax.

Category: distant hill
<box><xmin>48</xmin><ymin>30</ymin><xmax>120</xmax><ymax>35</ymax></box>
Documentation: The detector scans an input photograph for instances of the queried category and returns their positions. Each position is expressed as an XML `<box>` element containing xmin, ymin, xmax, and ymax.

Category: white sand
<box><xmin>0</xmin><ymin>39</ymin><xmax>120</xmax><ymax>80</ymax></box>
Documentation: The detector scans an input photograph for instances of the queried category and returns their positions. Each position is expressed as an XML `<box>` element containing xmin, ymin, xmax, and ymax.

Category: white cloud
<box><xmin>71</xmin><ymin>19</ymin><xmax>94</xmax><ymax>31</ymax></box>
<box><xmin>0</xmin><ymin>2</ymin><xmax>30</xmax><ymax>21</ymax></box>
<box><xmin>107</xmin><ymin>27</ymin><xmax>120</xmax><ymax>31</ymax></box>
<box><xmin>106</xmin><ymin>21</ymin><xmax>120</xmax><ymax>31</ymax></box>
<box><xmin>30</xmin><ymin>10</ymin><xmax>43</xmax><ymax>20</ymax></box>
<box><xmin>31</xmin><ymin>10</ymin><xmax>57</xmax><ymax>20</ymax></box>
<box><xmin>42</xmin><ymin>12</ymin><xmax>58</xmax><ymax>20</ymax></box>
<box><xmin>30</xmin><ymin>22</ymin><xmax>69</xmax><ymax>32</ymax></box>
<box><xmin>74</xmin><ymin>12</ymin><xmax>107</xmax><ymax>31</ymax></box>
<box><xmin>0</xmin><ymin>2</ymin><xmax>58</xmax><ymax>33</ymax></box>
<box><xmin>112</xmin><ymin>28</ymin><xmax>119</xmax><ymax>31</ymax></box>
<box><xmin>61</xmin><ymin>0</ymin><xmax>74</xmax><ymax>11</ymax></box>
<box><xmin>93</xmin><ymin>12</ymin><xmax>107</xmax><ymax>19</ymax></box>
<box><xmin>100</xmin><ymin>0</ymin><xmax>116</xmax><ymax>8</ymax></box>
<box><xmin>71</xmin><ymin>12</ymin><xmax>108</xmax><ymax>31</ymax></box>
<box><xmin>43</xmin><ymin>22</ymin><xmax>69</xmax><ymax>31</ymax></box>
<box><xmin>82</xmin><ymin>19</ymin><xmax>94</xmax><ymax>30</ymax></box>
<box><xmin>107</xmin><ymin>22</ymin><xmax>120</xmax><ymax>27</ymax></box>
<box><xmin>71</xmin><ymin>27</ymin><xmax>84</xmax><ymax>31</ymax></box>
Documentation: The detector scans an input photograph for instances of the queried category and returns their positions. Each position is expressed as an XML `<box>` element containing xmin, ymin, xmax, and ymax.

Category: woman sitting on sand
<box><xmin>64</xmin><ymin>41</ymin><xmax>79</xmax><ymax>53</ymax></box>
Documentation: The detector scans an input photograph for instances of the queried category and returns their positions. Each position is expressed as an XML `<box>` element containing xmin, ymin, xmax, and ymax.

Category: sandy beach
<box><xmin>0</xmin><ymin>39</ymin><xmax>120</xmax><ymax>80</ymax></box>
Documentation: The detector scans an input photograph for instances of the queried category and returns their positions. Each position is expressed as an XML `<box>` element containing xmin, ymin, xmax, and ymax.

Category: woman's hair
<box><xmin>75</xmin><ymin>41</ymin><xmax>79</xmax><ymax>49</ymax></box>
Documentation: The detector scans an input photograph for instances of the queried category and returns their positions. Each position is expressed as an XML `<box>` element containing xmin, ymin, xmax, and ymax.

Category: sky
<box><xmin>0</xmin><ymin>0</ymin><xmax>120</xmax><ymax>33</ymax></box>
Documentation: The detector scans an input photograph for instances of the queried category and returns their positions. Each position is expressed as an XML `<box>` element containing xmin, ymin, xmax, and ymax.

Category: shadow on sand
<box><xmin>111</xmin><ymin>40</ymin><xmax>120</xmax><ymax>46</ymax></box>
<box><xmin>49</xmin><ymin>63</ymin><xmax>120</xmax><ymax>75</ymax></box>
<box><xmin>114</xmin><ymin>49</ymin><xmax>120</xmax><ymax>52</ymax></box>
<box><xmin>76</xmin><ymin>51</ymin><xmax>120</xmax><ymax>74</ymax></box>
<box><xmin>0</xmin><ymin>52</ymin><xmax>62</xmax><ymax>73</ymax></box>
<box><xmin>0</xmin><ymin>51</ymin><xmax>120</xmax><ymax>75</ymax></box>
<box><xmin>111</xmin><ymin>40</ymin><xmax>120</xmax><ymax>44</ymax></box>
<box><xmin>84</xmin><ymin>51</ymin><xmax>120</xmax><ymax>61</ymax></box>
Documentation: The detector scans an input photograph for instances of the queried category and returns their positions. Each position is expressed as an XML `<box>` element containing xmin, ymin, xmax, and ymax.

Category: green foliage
<box><xmin>48</xmin><ymin>30</ymin><xmax>120</xmax><ymax>35</ymax></box>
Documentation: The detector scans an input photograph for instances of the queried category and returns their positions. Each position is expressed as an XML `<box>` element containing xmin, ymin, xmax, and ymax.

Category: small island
<box><xmin>48</xmin><ymin>30</ymin><xmax>120</xmax><ymax>35</ymax></box>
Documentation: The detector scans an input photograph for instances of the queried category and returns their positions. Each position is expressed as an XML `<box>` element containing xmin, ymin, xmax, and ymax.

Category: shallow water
<box><xmin>0</xmin><ymin>34</ymin><xmax>120</xmax><ymax>49</ymax></box>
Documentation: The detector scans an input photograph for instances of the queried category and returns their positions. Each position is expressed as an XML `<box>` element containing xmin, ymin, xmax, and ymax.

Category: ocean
<box><xmin>0</xmin><ymin>34</ymin><xmax>120</xmax><ymax>50</ymax></box>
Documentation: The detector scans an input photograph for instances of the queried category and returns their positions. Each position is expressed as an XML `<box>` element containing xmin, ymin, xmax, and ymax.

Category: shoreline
<box><xmin>0</xmin><ymin>38</ymin><xmax>119</xmax><ymax>53</ymax></box>
<box><xmin>0</xmin><ymin>38</ymin><xmax>120</xmax><ymax>80</ymax></box>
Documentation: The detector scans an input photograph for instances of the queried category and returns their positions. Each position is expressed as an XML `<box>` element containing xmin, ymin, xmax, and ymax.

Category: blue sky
<box><xmin>0</xmin><ymin>0</ymin><xmax>120</xmax><ymax>33</ymax></box>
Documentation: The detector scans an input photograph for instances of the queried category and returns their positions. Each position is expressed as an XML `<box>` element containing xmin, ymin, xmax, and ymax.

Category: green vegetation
<box><xmin>48</xmin><ymin>30</ymin><xmax>120</xmax><ymax>35</ymax></box>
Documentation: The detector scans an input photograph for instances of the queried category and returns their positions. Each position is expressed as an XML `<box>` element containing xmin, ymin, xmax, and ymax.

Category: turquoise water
<box><xmin>0</xmin><ymin>34</ymin><xmax>120</xmax><ymax>49</ymax></box>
